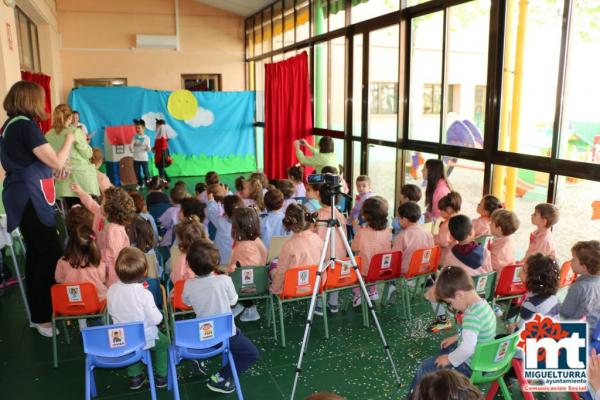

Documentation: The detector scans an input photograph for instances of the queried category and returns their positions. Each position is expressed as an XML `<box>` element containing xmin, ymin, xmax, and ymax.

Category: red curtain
<box><xmin>264</xmin><ymin>52</ymin><xmax>313</xmax><ymax>179</ymax></box>
<box><xmin>21</xmin><ymin>71</ymin><xmax>52</xmax><ymax>133</ymax></box>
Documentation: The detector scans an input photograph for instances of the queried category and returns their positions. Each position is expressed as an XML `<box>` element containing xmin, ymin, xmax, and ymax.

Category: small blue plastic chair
<box><xmin>167</xmin><ymin>313</ymin><xmax>243</xmax><ymax>400</ymax></box>
<box><xmin>81</xmin><ymin>322</ymin><xmax>157</xmax><ymax>400</ymax></box>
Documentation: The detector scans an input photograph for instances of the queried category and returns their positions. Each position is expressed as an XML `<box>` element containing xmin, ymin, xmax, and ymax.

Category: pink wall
<box><xmin>57</xmin><ymin>0</ymin><xmax>245</xmax><ymax>100</ymax></box>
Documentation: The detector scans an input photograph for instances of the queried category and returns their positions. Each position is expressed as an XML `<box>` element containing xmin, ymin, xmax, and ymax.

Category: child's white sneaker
<box><xmin>32</xmin><ymin>323</ymin><xmax>59</xmax><ymax>337</ymax></box>
<box><xmin>240</xmin><ymin>305</ymin><xmax>260</xmax><ymax>322</ymax></box>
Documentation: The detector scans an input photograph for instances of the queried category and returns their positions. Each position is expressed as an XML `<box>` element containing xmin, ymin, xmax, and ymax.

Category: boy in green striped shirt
<box><xmin>409</xmin><ymin>266</ymin><xmax>497</xmax><ymax>395</ymax></box>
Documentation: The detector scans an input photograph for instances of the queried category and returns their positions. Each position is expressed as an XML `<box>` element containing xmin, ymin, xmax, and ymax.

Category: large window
<box><xmin>15</xmin><ymin>7</ymin><xmax>41</xmax><ymax>72</ymax></box>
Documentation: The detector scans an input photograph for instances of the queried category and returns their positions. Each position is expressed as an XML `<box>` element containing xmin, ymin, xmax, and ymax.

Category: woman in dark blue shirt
<box><xmin>1</xmin><ymin>81</ymin><xmax>74</xmax><ymax>337</ymax></box>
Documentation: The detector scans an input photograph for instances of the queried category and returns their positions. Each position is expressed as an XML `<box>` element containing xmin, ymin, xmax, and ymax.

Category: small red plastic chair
<box><xmin>168</xmin><ymin>280</ymin><xmax>194</xmax><ymax>335</ymax></box>
<box><xmin>363</xmin><ymin>251</ymin><xmax>402</xmax><ymax>283</ymax></box>
<box><xmin>493</xmin><ymin>263</ymin><xmax>526</xmax><ymax>319</ymax></box>
<box><xmin>275</xmin><ymin>265</ymin><xmax>323</xmax><ymax>347</ymax></box>
<box><xmin>559</xmin><ymin>260</ymin><xmax>578</xmax><ymax>288</ymax></box>
<box><xmin>51</xmin><ymin>282</ymin><xmax>106</xmax><ymax>368</ymax></box>
<box><xmin>323</xmin><ymin>257</ymin><xmax>369</xmax><ymax>327</ymax></box>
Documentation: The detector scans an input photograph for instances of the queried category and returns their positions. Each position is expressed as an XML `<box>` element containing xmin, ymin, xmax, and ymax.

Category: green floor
<box><xmin>0</xmin><ymin>175</ymin><xmax>579</xmax><ymax>399</ymax></box>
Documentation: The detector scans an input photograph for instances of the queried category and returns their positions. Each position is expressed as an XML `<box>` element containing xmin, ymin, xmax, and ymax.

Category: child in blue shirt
<box><xmin>260</xmin><ymin>189</ymin><xmax>289</xmax><ymax>250</ymax></box>
<box><xmin>392</xmin><ymin>184</ymin><xmax>425</xmax><ymax>241</ymax></box>
<box><xmin>206</xmin><ymin>194</ymin><xmax>243</xmax><ymax>266</ymax></box>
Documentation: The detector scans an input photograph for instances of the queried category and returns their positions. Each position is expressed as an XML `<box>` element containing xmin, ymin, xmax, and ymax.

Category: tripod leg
<box><xmin>335</xmin><ymin>225</ymin><xmax>401</xmax><ymax>386</ymax></box>
<box><xmin>290</xmin><ymin>226</ymin><xmax>333</xmax><ymax>400</ymax></box>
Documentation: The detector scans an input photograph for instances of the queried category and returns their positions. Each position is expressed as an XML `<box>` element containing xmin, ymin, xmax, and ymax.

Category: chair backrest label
<box><xmin>298</xmin><ymin>270</ymin><xmax>310</xmax><ymax>286</ymax></box>
<box><xmin>108</xmin><ymin>328</ymin><xmax>126</xmax><ymax>348</ymax></box>
<box><xmin>340</xmin><ymin>262</ymin><xmax>351</xmax><ymax>276</ymax></box>
<box><xmin>381</xmin><ymin>254</ymin><xmax>392</xmax><ymax>270</ymax></box>
<box><xmin>513</xmin><ymin>267</ymin><xmax>523</xmax><ymax>283</ymax></box>
<box><xmin>67</xmin><ymin>285</ymin><xmax>82</xmax><ymax>302</ymax></box>
<box><xmin>199</xmin><ymin>321</ymin><xmax>215</xmax><ymax>341</ymax></box>
<box><xmin>421</xmin><ymin>249</ymin><xmax>431</xmax><ymax>264</ymax></box>
<box><xmin>494</xmin><ymin>339</ymin><xmax>510</xmax><ymax>362</ymax></box>
<box><xmin>242</xmin><ymin>269</ymin><xmax>254</xmax><ymax>285</ymax></box>
<box><xmin>476</xmin><ymin>275</ymin><xmax>488</xmax><ymax>293</ymax></box>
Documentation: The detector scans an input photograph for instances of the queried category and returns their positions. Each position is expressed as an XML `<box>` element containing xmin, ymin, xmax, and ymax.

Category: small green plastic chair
<box><xmin>472</xmin><ymin>271</ymin><xmax>497</xmax><ymax>302</ymax></box>
<box><xmin>469</xmin><ymin>332</ymin><xmax>520</xmax><ymax>399</ymax></box>
<box><xmin>230</xmin><ymin>265</ymin><xmax>277</xmax><ymax>340</ymax></box>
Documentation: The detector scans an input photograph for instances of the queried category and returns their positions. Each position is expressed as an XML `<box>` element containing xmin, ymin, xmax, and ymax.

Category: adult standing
<box><xmin>153</xmin><ymin>119</ymin><xmax>171</xmax><ymax>182</ymax></box>
<box><xmin>423</xmin><ymin>158</ymin><xmax>451</xmax><ymax>222</ymax></box>
<box><xmin>1</xmin><ymin>81</ymin><xmax>74</xmax><ymax>337</ymax></box>
<box><xmin>294</xmin><ymin>137</ymin><xmax>337</xmax><ymax>172</ymax></box>
<box><xmin>46</xmin><ymin>104</ymin><xmax>99</xmax><ymax>208</ymax></box>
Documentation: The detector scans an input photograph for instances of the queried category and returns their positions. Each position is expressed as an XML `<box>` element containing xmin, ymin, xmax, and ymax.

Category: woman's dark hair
<box><xmin>187</xmin><ymin>239</ymin><xmax>220</xmax><ymax>277</ymax></box>
<box><xmin>231</xmin><ymin>207</ymin><xmax>261</xmax><ymax>241</ymax></box>
<box><xmin>265</xmin><ymin>189</ymin><xmax>284</xmax><ymax>211</ymax></box>
<box><xmin>361</xmin><ymin>196</ymin><xmax>388</xmax><ymax>231</ymax></box>
<box><xmin>176</xmin><ymin>216</ymin><xmax>206</xmax><ymax>253</ymax></box>
<box><xmin>524</xmin><ymin>254</ymin><xmax>560</xmax><ymax>297</ymax></box>
<box><xmin>480</xmin><ymin>194</ymin><xmax>503</xmax><ymax>216</ymax></box>
<box><xmin>424</xmin><ymin>159</ymin><xmax>448</xmax><ymax>212</ymax></box>
<box><xmin>223</xmin><ymin>195</ymin><xmax>244</xmax><ymax>218</ymax></box>
<box><xmin>288</xmin><ymin>166</ymin><xmax>303</xmax><ymax>182</ymax></box>
<box><xmin>411</xmin><ymin>369</ymin><xmax>483</xmax><ymax>400</ymax></box>
<box><xmin>3</xmin><ymin>80</ymin><xmax>47</xmax><ymax>120</ymax></box>
<box><xmin>63</xmin><ymin>224</ymin><xmax>101</xmax><ymax>268</ymax></box>
<box><xmin>103</xmin><ymin>187</ymin><xmax>136</xmax><ymax>225</ymax></box>
<box><xmin>318</xmin><ymin>136</ymin><xmax>334</xmax><ymax>153</ymax></box>
<box><xmin>283</xmin><ymin>203</ymin><xmax>317</xmax><ymax>233</ymax></box>
<box><xmin>181</xmin><ymin>197</ymin><xmax>205</xmax><ymax>222</ymax></box>
<box><xmin>127</xmin><ymin>216</ymin><xmax>156</xmax><ymax>253</ymax></box>
<box><xmin>277</xmin><ymin>179</ymin><xmax>296</xmax><ymax>199</ymax></box>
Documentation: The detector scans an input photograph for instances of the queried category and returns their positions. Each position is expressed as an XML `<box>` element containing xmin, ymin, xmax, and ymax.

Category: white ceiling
<box><xmin>194</xmin><ymin>0</ymin><xmax>273</xmax><ymax>17</ymax></box>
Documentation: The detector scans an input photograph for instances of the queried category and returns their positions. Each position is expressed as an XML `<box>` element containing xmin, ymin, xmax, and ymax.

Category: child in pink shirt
<box><xmin>393</xmin><ymin>201</ymin><xmax>435</xmax><ymax>274</ymax></box>
<box><xmin>55</xmin><ymin>224</ymin><xmax>107</xmax><ymax>301</ymax></box>
<box><xmin>288</xmin><ymin>166</ymin><xmax>306</xmax><ymax>198</ymax></box>
<box><xmin>170</xmin><ymin>216</ymin><xmax>207</xmax><ymax>283</ymax></box>
<box><xmin>90</xmin><ymin>148</ymin><xmax>112</xmax><ymax>193</ymax></box>
<box><xmin>71</xmin><ymin>183</ymin><xmax>135</xmax><ymax>287</ymax></box>
<box><xmin>523</xmin><ymin>203</ymin><xmax>559</xmax><ymax>261</ymax></box>
<box><xmin>423</xmin><ymin>159</ymin><xmax>451</xmax><ymax>221</ymax></box>
<box><xmin>351</xmin><ymin>196</ymin><xmax>392</xmax><ymax>305</ymax></box>
<box><xmin>270</xmin><ymin>203</ymin><xmax>323</xmax><ymax>295</ymax></box>
<box><xmin>472</xmin><ymin>194</ymin><xmax>502</xmax><ymax>238</ymax></box>
<box><xmin>434</xmin><ymin>191</ymin><xmax>462</xmax><ymax>261</ymax></box>
<box><xmin>228</xmin><ymin>207</ymin><xmax>268</xmax><ymax>322</ymax></box>
<box><xmin>489</xmin><ymin>209</ymin><xmax>520</xmax><ymax>272</ymax></box>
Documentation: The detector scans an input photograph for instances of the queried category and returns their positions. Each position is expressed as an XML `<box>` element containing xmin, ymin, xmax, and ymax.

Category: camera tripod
<box><xmin>290</xmin><ymin>189</ymin><xmax>400</xmax><ymax>399</ymax></box>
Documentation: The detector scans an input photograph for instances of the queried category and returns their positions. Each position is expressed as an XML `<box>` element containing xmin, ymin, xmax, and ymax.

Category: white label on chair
<box><xmin>422</xmin><ymin>249</ymin><xmax>431</xmax><ymax>264</ymax></box>
<box><xmin>242</xmin><ymin>269</ymin><xmax>254</xmax><ymax>285</ymax></box>
<box><xmin>494</xmin><ymin>340</ymin><xmax>510</xmax><ymax>362</ymax></box>
<box><xmin>476</xmin><ymin>276</ymin><xmax>488</xmax><ymax>293</ymax></box>
<box><xmin>298</xmin><ymin>270</ymin><xmax>309</xmax><ymax>286</ymax></box>
<box><xmin>199</xmin><ymin>321</ymin><xmax>215</xmax><ymax>341</ymax></box>
<box><xmin>108</xmin><ymin>328</ymin><xmax>126</xmax><ymax>348</ymax></box>
<box><xmin>513</xmin><ymin>267</ymin><xmax>523</xmax><ymax>283</ymax></box>
<box><xmin>67</xmin><ymin>285</ymin><xmax>82</xmax><ymax>302</ymax></box>
<box><xmin>340</xmin><ymin>262</ymin><xmax>351</xmax><ymax>276</ymax></box>
<box><xmin>381</xmin><ymin>254</ymin><xmax>392</xmax><ymax>270</ymax></box>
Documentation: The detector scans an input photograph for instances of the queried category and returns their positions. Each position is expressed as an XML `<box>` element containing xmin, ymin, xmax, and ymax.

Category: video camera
<box><xmin>307</xmin><ymin>173</ymin><xmax>340</xmax><ymax>187</ymax></box>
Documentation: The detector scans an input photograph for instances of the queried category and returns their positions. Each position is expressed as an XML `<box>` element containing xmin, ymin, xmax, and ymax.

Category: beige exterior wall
<box><xmin>57</xmin><ymin>0</ymin><xmax>245</xmax><ymax>101</ymax></box>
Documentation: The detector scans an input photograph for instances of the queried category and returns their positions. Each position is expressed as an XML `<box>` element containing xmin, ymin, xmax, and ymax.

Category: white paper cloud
<box><xmin>185</xmin><ymin>107</ymin><xmax>214</xmax><ymax>127</ymax></box>
<box><xmin>141</xmin><ymin>112</ymin><xmax>166</xmax><ymax>131</ymax></box>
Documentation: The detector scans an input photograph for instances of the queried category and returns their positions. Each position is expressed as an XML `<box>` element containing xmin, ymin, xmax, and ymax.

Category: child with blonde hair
<box><xmin>350</xmin><ymin>196</ymin><xmax>392</xmax><ymax>305</ymax></box>
<box><xmin>170</xmin><ymin>216</ymin><xmax>207</xmax><ymax>283</ymax></box>
<box><xmin>523</xmin><ymin>203</ymin><xmax>559</xmax><ymax>260</ymax></box>
<box><xmin>489</xmin><ymin>209</ymin><xmax>519</xmax><ymax>271</ymax></box>
<box><xmin>90</xmin><ymin>148</ymin><xmax>112</xmax><ymax>193</ymax></box>
<box><xmin>472</xmin><ymin>195</ymin><xmax>502</xmax><ymax>238</ymax></box>
<box><xmin>71</xmin><ymin>183</ymin><xmax>135</xmax><ymax>286</ymax></box>
<box><xmin>241</xmin><ymin>178</ymin><xmax>265</xmax><ymax>211</ymax></box>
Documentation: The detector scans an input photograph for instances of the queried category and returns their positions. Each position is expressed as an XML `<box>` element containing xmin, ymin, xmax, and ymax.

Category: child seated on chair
<box><xmin>250</xmin><ymin>171</ymin><xmax>271</xmax><ymax>194</ymax></box>
<box><xmin>350</xmin><ymin>196</ymin><xmax>392</xmax><ymax>306</ymax></box>
<box><xmin>277</xmin><ymin>179</ymin><xmax>296</xmax><ymax>212</ymax></box>
<box><xmin>561</xmin><ymin>240</ymin><xmax>600</xmax><ymax>339</ymax></box>
<box><xmin>183</xmin><ymin>239</ymin><xmax>260</xmax><ymax>395</ymax></box>
<box><xmin>270</xmin><ymin>203</ymin><xmax>322</xmax><ymax>295</ymax></box>
<box><xmin>506</xmin><ymin>254</ymin><xmax>560</xmax><ymax>333</ymax></box>
<box><xmin>409</xmin><ymin>266</ymin><xmax>497</xmax><ymax>395</ymax></box>
<box><xmin>129</xmin><ymin>191</ymin><xmax>159</xmax><ymax>243</ymax></box>
<box><xmin>127</xmin><ymin>216</ymin><xmax>160</xmax><ymax>279</ymax></box>
<box><xmin>194</xmin><ymin>182</ymin><xmax>207</xmax><ymax>201</ymax></box>
<box><xmin>348</xmin><ymin>175</ymin><xmax>375</xmax><ymax>234</ymax></box>
<box><xmin>146</xmin><ymin>176</ymin><xmax>170</xmax><ymax>209</ymax></box>
<box><xmin>207</xmin><ymin>194</ymin><xmax>243</xmax><ymax>266</ymax></box>
<box><xmin>158</xmin><ymin>187</ymin><xmax>186</xmax><ymax>247</ymax></box>
<box><xmin>472</xmin><ymin>195</ymin><xmax>502</xmax><ymax>238</ymax></box>
<box><xmin>426</xmin><ymin>215</ymin><xmax>492</xmax><ymax>333</ymax></box>
<box><xmin>288</xmin><ymin>165</ymin><xmax>306</xmax><ymax>198</ymax></box>
<box><xmin>241</xmin><ymin>178</ymin><xmax>265</xmax><ymax>211</ymax></box>
<box><xmin>260</xmin><ymin>189</ymin><xmax>289</xmax><ymax>250</ymax></box>
<box><xmin>107</xmin><ymin>247</ymin><xmax>169</xmax><ymax>390</ymax></box>
<box><xmin>228</xmin><ymin>207</ymin><xmax>267</xmax><ymax>322</ymax></box>
<box><xmin>170</xmin><ymin>216</ymin><xmax>207</xmax><ymax>283</ymax></box>
<box><xmin>411</xmin><ymin>369</ymin><xmax>484</xmax><ymax>400</ymax></box>
<box><xmin>393</xmin><ymin>201</ymin><xmax>434</xmax><ymax>275</ymax></box>
<box><xmin>197</xmin><ymin>171</ymin><xmax>220</xmax><ymax>203</ymax></box>
<box><xmin>90</xmin><ymin>148</ymin><xmax>112</xmax><ymax>194</ymax></box>
<box><xmin>434</xmin><ymin>191</ymin><xmax>462</xmax><ymax>261</ymax></box>
<box><xmin>392</xmin><ymin>184</ymin><xmax>424</xmax><ymax>240</ymax></box>
<box><xmin>305</xmin><ymin>182</ymin><xmax>322</xmax><ymax>213</ymax></box>
<box><xmin>522</xmin><ymin>203</ymin><xmax>559</xmax><ymax>261</ymax></box>
<box><xmin>489</xmin><ymin>209</ymin><xmax>519</xmax><ymax>272</ymax></box>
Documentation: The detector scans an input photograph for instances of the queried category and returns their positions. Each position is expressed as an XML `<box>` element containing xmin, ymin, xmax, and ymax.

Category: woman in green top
<box><xmin>46</xmin><ymin>104</ymin><xmax>99</xmax><ymax>206</ymax></box>
<box><xmin>294</xmin><ymin>136</ymin><xmax>337</xmax><ymax>172</ymax></box>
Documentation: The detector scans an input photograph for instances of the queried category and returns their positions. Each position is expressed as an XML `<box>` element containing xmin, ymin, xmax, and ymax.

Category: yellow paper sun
<box><xmin>167</xmin><ymin>90</ymin><xmax>198</xmax><ymax>120</ymax></box>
